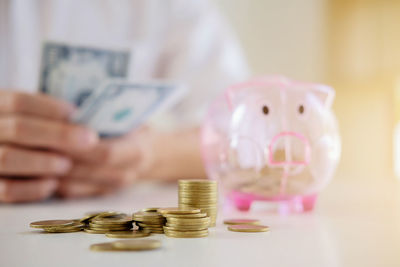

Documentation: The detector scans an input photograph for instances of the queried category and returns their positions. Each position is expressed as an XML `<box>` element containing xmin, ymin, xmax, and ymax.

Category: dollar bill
<box><xmin>72</xmin><ymin>80</ymin><xmax>186</xmax><ymax>137</ymax></box>
<box><xmin>39</xmin><ymin>41</ymin><xmax>130</xmax><ymax>107</ymax></box>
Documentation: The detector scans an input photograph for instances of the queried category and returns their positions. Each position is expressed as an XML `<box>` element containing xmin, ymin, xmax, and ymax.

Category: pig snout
<box><xmin>268</xmin><ymin>132</ymin><xmax>311</xmax><ymax>167</ymax></box>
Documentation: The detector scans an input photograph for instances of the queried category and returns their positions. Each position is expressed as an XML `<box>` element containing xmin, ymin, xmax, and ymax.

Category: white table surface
<box><xmin>1</xmin><ymin>177</ymin><xmax>399</xmax><ymax>267</ymax></box>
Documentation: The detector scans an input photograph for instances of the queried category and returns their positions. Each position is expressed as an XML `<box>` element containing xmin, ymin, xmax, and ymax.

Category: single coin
<box><xmin>163</xmin><ymin>213</ymin><xmax>207</xmax><ymax>219</ymax></box>
<box><xmin>44</xmin><ymin>228</ymin><xmax>83</xmax><ymax>233</ymax></box>
<box><xmin>179</xmin><ymin>204</ymin><xmax>217</xmax><ymax>208</ymax></box>
<box><xmin>164</xmin><ymin>229</ymin><xmax>209</xmax><ymax>238</ymax></box>
<box><xmin>223</xmin><ymin>219</ymin><xmax>260</xmax><ymax>225</ymax></box>
<box><xmin>149</xmin><ymin>231</ymin><xmax>164</xmax><ymax>234</ymax></box>
<box><xmin>178</xmin><ymin>192</ymin><xmax>217</xmax><ymax>196</ymax></box>
<box><xmin>163</xmin><ymin>227</ymin><xmax>209</xmax><ymax>233</ymax></box>
<box><xmin>133</xmin><ymin>211</ymin><xmax>163</xmax><ymax>219</ymax></box>
<box><xmin>137</xmin><ymin>223</ymin><xmax>163</xmax><ymax>226</ymax></box>
<box><xmin>106</xmin><ymin>230</ymin><xmax>151</xmax><ymax>238</ymax></box>
<box><xmin>84</xmin><ymin>229</ymin><xmax>110</xmax><ymax>234</ymax></box>
<box><xmin>227</xmin><ymin>224</ymin><xmax>269</xmax><ymax>233</ymax></box>
<box><xmin>166</xmin><ymin>217</ymin><xmax>210</xmax><ymax>224</ymax></box>
<box><xmin>85</xmin><ymin>211</ymin><xmax>108</xmax><ymax>216</ymax></box>
<box><xmin>178</xmin><ymin>179</ymin><xmax>217</xmax><ymax>185</ymax></box>
<box><xmin>164</xmin><ymin>224</ymin><xmax>208</xmax><ymax>231</ymax></box>
<box><xmin>91</xmin><ymin>217</ymin><xmax>132</xmax><ymax>225</ymax></box>
<box><xmin>94</xmin><ymin>212</ymin><xmax>126</xmax><ymax>219</ymax></box>
<box><xmin>30</xmin><ymin>220</ymin><xmax>75</xmax><ymax>229</ymax></box>
<box><xmin>158</xmin><ymin>207</ymin><xmax>200</xmax><ymax>215</ymax></box>
<box><xmin>141</xmin><ymin>208</ymin><xmax>160</xmax><ymax>212</ymax></box>
<box><xmin>112</xmin><ymin>239</ymin><xmax>161</xmax><ymax>251</ymax></box>
<box><xmin>90</xmin><ymin>242</ymin><xmax>116</xmax><ymax>252</ymax></box>
<box><xmin>89</xmin><ymin>227</ymin><xmax>130</xmax><ymax>232</ymax></box>
<box><xmin>164</xmin><ymin>232</ymin><xmax>208</xmax><ymax>238</ymax></box>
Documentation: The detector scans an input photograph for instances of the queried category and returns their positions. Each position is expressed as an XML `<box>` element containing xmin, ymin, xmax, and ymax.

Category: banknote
<box><xmin>39</xmin><ymin>42</ymin><xmax>130</xmax><ymax>107</ymax></box>
<box><xmin>72</xmin><ymin>80</ymin><xmax>186</xmax><ymax>137</ymax></box>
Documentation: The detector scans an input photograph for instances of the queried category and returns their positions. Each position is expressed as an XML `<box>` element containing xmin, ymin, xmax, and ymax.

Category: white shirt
<box><xmin>0</xmin><ymin>0</ymin><xmax>249</xmax><ymax>129</ymax></box>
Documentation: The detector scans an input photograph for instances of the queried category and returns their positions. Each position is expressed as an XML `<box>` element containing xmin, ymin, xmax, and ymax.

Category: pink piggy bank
<box><xmin>201</xmin><ymin>76</ymin><xmax>341</xmax><ymax>213</ymax></box>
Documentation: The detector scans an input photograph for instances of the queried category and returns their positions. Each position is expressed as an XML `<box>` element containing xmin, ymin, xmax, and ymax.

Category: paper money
<box><xmin>39</xmin><ymin>42</ymin><xmax>130</xmax><ymax>107</ymax></box>
<box><xmin>72</xmin><ymin>80</ymin><xmax>186</xmax><ymax>137</ymax></box>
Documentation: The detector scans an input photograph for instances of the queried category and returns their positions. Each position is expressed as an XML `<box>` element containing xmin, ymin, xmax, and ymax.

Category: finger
<box><xmin>0</xmin><ymin>177</ymin><xmax>58</xmax><ymax>203</ymax></box>
<box><xmin>0</xmin><ymin>90</ymin><xmax>74</xmax><ymax>120</ymax></box>
<box><xmin>0</xmin><ymin>145</ymin><xmax>72</xmax><ymax>176</ymax></box>
<box><xmin>0</xmin><ymin>115</ymin><xmax>98</xmax><ymax>152</ymax></box>
<box><xmin>66</xmin><ymin>164</ymin><xmax>138</xmax><ymax>186</ymax></box>
<box><xmin>71</xmin><ymin>128</ymin><xmax>150</xmax><ymax>166</ymax></box>
<box><xmin>56</xmin><ymin>180</ymin><xmax>115</xmax><ymax>199</ymax></box>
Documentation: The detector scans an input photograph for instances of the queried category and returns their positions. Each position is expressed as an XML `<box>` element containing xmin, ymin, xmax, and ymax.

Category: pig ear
<box><xmin>309</xmin><ymin>85</ymin><xmax>335</xmax><ymax>109</ymax></box>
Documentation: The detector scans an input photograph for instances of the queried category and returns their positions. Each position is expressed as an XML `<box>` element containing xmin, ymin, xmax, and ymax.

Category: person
<box><xmin>0</xmin><ymin>0</ymin><xmax>249</xmax><ymax>203</ymax></box>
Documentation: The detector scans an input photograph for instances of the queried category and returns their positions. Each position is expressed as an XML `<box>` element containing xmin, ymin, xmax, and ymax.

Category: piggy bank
<box><xmin>201</xmin><ymin>76</ymin><xmax>341</xmax><ymax>213</ymax></box>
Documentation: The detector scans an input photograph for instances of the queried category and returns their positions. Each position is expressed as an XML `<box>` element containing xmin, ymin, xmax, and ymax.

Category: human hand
<box><xmin>0</xmin><ymin>90</ymin><xmax>98</xmax><ymax>203</ymax></box>
<box><xmin>58</xmin><ymin>127</ymin><xmax>207</xmax><ymax>199</ymax></box>
<box><xmin>57</xmin><ymin>127</ymin><xmax>154</xmax><ymax>198</ymax></box>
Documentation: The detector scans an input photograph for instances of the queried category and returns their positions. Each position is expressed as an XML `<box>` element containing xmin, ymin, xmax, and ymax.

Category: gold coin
<box><xmin>44</xmin><ymin>228</ymin><xmax>83</xmax><ymax>233</ymax></box>
<box><xmin>178</xmin><ymin>179</ymin><xmax>217</xmax><ymax>185</ymax></box>
<box><xmin>157</xmin><ymin>207</ymin><xmax>200</xmax><ymax>215</ymax></box>
<box><xmin>164</xmin><ymin>229</ymin><xmax>209</xmax><ymax>238</ymax></box>
<box><xmin>30</xmin><ymin>220</ymin><xmax>75</xmax><ymax>229</ymax></box>
<box><xmin>84</xmin><ymin>211</ymin><xmax>108</xmax><ymax>216</ymax></box>
<box><xmin>179</xmin><ymin>203</ymin><xmax>217</xmax><ymax>208</ymax></box>
<box><xmin>106</xmin><ymin>230</ymin><xmax>151</xmax><ymax>238</ymax></box>
<box><xmin>178</xmin><ymin>185</ymin><xmax>217</xmax><ymax>189</ymax></box>
<box><xmin>165</xmin><ymin>220</ymin><xmax>210</xmax><ymax>227</ymax></box>
<box><xmin>223</xmin><ymin>219</ymin><xmax>260</xmax><ymax>225</ymax></box>
<box><xmin>166</xmin><ymin>217</ymin><xmax>210</xmax><ymax>225</ymax></box>
<box><xmin>138</xmin><ymin>226</ymin><xmax>164</xmax><ymax>231</ymax></box>
<box><xmin>89</xmin><ymin>227</ymin><xmax>130</xmax><ymax>232</ymax></box>
<box><xmin>90</xmin><ymin>242</ymin><xmax>116</xmax><ymax>251</ymax></box>
<box><xmin>179</xmin><ymin>192</ymin><xmax>217</xmax><ymax>195</ymax></box>
<box><xmin>79</xmin><ymin>214</ymin><xmax>99</xmax><ymax>223</ymax></box>
<box><xmin>179</xmin><ymin>185</ymin><xmax>217</xmax><ymax>189</ymax></box>
<box><xmin>133</xmin><ymin>211</ymin><xmax>163</xmax><ymax>219</ymax></box>
<box><xmin>163</xmin><ymin>226</ymin><xmax>208</xmax><ymax>232</ymax></box>
<box><xmin>165</xmin><ymin>224</ymin><xmax>208</xmax><ymax>230</ymax></box>
<box><xmin>84</xmin><ymin>229</ymin><xmax>110</xmax><ymax>234</ymax></box>
<box><xmin>91</xmin><ymin>217</ymin><xmax>132</xmax><ymax>225</ymax></box>
<box><xmin>163</xmin><ymin>213</ymin><xmax>207</xmax><ymax>219</ymax></box>
<box><xmin>179</xmin><ymin>200</ymin><xmax>217</xmax><ymax>205</ymax></box>
<box><xmin>227</xmin><ymin>224</ymin><xmax>269</xmax><ymax>232</ymax></box>
<box><xmin>112</xmin><ymin>239</ymin><xmax>161</xmax><ymax>251</ymax></box>
<box><xmin>94</xmin><ymin>212</ymin><xmax>126</xmax><ymax>219</ymax></box>
<box><xmin>141</xmin><ymin>208</ymin><xmax>160</xmax><ymax>212</ymax></box>
<box><xmin>149</xmin><ymin>231</ymin><xmax>164</xmax><ymax>234</ymax></box>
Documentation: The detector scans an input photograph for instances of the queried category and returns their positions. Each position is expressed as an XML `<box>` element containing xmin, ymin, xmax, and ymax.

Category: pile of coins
<box><xmin>178</xmin><ymin>179</ymin><xmax>218</xmax><ymax>226</ymax></box>
<box><xmin>132</xmin><ymin>209</ymin><xmax>166</xmax><ymax>234</ymax></box>
<box><xmin>158</xmin><ymin>207</ymin><xmax>210</xmax><ymax>238</ymax></box>
<box><xmin>83</xmin><ymin>212</ymin><xmax>133</xmax><ymax>234</ymax></box>
<box><xmin>30</xmin><ymin>220</ymin><xmax>84</xmax><ymax>233</ymax></box>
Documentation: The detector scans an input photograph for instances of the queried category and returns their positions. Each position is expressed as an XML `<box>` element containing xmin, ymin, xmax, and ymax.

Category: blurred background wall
<box><xmin>212</xmin><ymin>0</ymin><xmax>398</xmax><ymax>180</ymax></box>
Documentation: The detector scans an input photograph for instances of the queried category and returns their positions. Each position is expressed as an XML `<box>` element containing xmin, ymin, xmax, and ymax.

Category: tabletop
<box><xmin>1</xmin><ymin>177</ymin><xmax>399</xmax><ymax>267</ymax></box>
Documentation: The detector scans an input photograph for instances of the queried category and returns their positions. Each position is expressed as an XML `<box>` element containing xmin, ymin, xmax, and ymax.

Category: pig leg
<box><xmin>300</xmin><ymin>194</ymin><xmax>318</xmax><ymax>211</ymax></box>
<box><xmin>229</xmin><ymin>191</ymin><xmax>253</xmax><ymax>211</ymax></box>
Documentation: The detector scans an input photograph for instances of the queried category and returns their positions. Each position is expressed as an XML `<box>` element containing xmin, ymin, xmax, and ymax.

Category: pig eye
<box><xmin>298</xmin><ymin>104</ymin><xmax>305</xmax><ymax>115</ymax></box>
<box><xmin>262</xmin><ymin>105</ymin><xmax>269</xmax><ymax>115</ymax></box>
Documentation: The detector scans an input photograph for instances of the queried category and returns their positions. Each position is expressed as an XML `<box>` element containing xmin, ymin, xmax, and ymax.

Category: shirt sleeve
<box><xmin>149</xmin><ymin>0</ymin><xmax>250</xmax><ymax>131</ymax></box>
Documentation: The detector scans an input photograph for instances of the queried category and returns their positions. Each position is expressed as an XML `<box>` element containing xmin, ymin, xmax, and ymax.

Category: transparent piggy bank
<box><xmin>201</xmin><ymin>76</ymin><xmax>341</xmax><ymax>213</ymax></box>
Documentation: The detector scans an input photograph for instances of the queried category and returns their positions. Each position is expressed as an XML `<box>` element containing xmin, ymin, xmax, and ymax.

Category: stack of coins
<box><xmin>178</xmin><ymin>179</ymin><xmax>218</xmax><ymax>226</ymax></box>
<box><xmin>84</xmin><ymin>212</ymin><xmax>133</xmax><ymax>234</ymax></box>
<box><xmin>30</xmin><ymin>220</ymin><xmax>84</xmax><ymax>233</ymax></box>
<box><xmin>158</xmin><ymin>207</ymin><xmax>210</xmax><ymax>238</ymax></box>
<box><xmin>132</xmin><ymin>210</ymin><xmax>166</xmax><ymax>234</ymax></box>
